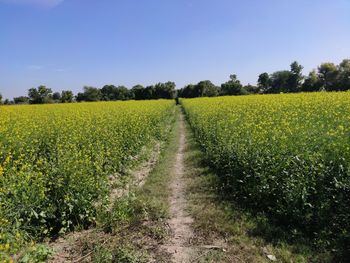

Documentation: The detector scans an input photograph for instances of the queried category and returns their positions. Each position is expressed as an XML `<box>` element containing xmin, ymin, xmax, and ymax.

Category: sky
<box><xmin>0</xmin><ymin>0</ymin><xmax>350</xmax><ymax>99</ymax></box>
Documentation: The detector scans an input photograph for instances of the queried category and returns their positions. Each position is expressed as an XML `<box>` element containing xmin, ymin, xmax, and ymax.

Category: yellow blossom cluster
<box><xmin>182</xmin><ymin>92</ymin><xmax>350</xmax><ymax>247</ymax></box>
<box><xmin>0</xmin><ymin>100</ymin><xmax>175</xmax><ymax>259</ymax></box>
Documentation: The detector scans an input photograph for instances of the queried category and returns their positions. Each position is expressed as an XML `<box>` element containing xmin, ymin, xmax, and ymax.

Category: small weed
<box><xmin>19</xmin><ymin>244</ymin><xmax>53</xmax><ymax>263</ymax></box>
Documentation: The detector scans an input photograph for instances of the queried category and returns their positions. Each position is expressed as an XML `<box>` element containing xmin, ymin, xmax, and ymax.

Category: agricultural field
<box><xmin>182</xmin><ymin>92</ymin><xmax>350</xmax><ymax>252</ymax></box>
<box><xmin>1</xmin><ymin>92</ymin><xmax>350</xmax><ymax>262</ymax></box>
<box><xmin>0</xmin><ymin>100</ymin><xmax>175</xmax><ymax>259</ymax></box>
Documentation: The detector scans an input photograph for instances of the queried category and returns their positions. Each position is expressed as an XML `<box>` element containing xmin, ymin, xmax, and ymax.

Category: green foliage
<box><xmin>268</xmin><ymin>70</ymin><xmax>293</xmax><ymax>93</ymax></box>
<box><xmin>220</xmin><ymin>74</ymin><xmax>247</xmax><ymax>95</ymax></box>
<box><xmin>153</xmin><ymin>81</ymin><xmax>176</xmax><ymax>99</ymax></box>
<box><xmin>337</xmin><ymin>59</ymin><xmax>350</xmax><ymax>91</ymax></box>
<box><xmin>112</xmin><ymin>246</ymin><xmax>148</xmax><ymax>263</ymax></box>
<box><xmin>14</xmin><ymin>96</ymin><xmax>30</xmax><ymax>104</ymax></box>
<box><xmin>19</xmin><ymin>245</ymin><xmax>53</xmax><ymax>263</ymax></box>
<box><xmin>258</xmin><ymin>72</ymin><xmax>270</xmax><ymax>92</ymax></box>
<box><xmin>101</xmin><ymin>85</ymin><xmax>133</xmax><ymax>101</ymax></box>
<box><xmin>60</xmin><ymin>90</ymin><xmax>74</xmax><ymax>103</ymax></box>
<box><xmin>318</xmin><ymin>63</ymin><xmax>338</xmax><ymax>91</ymax></box>
<box><xmin>288</xmin><ymin>61</ymin><xmax>304</xmax><ymax>92</ymax></box>
<box><xmin>0</xmin><ymin>100</ymin><xmax>175</xmax><ymax>257</ymax></box>
<box><xmin>28</xmin><ymin>86</ymin><xmax>53</xmax><ymax>104</ymax></box>
<box><xmin>179</xmin><ymin>80</ymin><xmax>219</xmax><ymax>98</ymax></box>
<box><xmin>243</xmin><ymin>84</ymin><xmax>259</xmax><ymax>94</ymax></box>
<box><xmin>92</xmin><ymin>245</ymin><xmax>148</xmax><ymax>263</ymax></box>
<box><xmin>302</xmin><ymin>70</ymin><xmax>323</xmax><ymax>92</ymax></box>
<box><xmin>132</xmin><ymin>82</ymin><xmax>176</xmax><ymax>100</ymax></box>
<box><xmin>76</xmin><ymin>86</ymin><xmax>102</xmax><ymax>102</ymax></box>
<box><xmin>196</xmin><ymin>80</ymin><xmax>219</xmax><ymax>97</ymax></box>
<box><xmin>52</xmin><ymin>92</ymin><xmax>61</xmax><ymax>102</ymax></box>
<box><xmin>182</xmin><ymin>93</ymin><xmax>350</xmax><ymax>254</ymax></box>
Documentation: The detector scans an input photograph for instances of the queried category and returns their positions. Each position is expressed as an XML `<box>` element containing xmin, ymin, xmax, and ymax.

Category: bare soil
<box><xmin>161</xmin><ymin>113</ymin><xmax>195</xmax><ymax>263</ymax></box>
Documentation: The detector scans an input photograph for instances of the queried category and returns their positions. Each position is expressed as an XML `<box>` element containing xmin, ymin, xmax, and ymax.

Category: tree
<box><xmin>101</xmin><ymin>85</ymin><xmax>116</xmax><ymax>101</ymax></box>
<box><xmin>244</xmin><ymin>84</ymin><xmax>259</xmax><ymax>94</ymax></box>
<box><xmin>144</xmin><ymin>86</ymin><xmax>155</xmax><ymax>100</ymax></box>
<box><xmin>288</xmin><ymin>61</ymin><xmax>304</xmax><ymax>92</ymax></box>
<box><xmin>101</xmin><ymin>85</ymin><xmax>131</xmax><ymax>101</ymax></box>
<box><xmin>268</xmin><ymin>71</ymin><xmax>293</xmax><ymax>93</ymax></box>
<box><xmin>28</xmin><ymin>86</ymin><xmax>53</xmax><ymax>104</ymax></box>
<box><xmin>301</xmin><ymin>70</ymin><xmax>322</xmax><ymax>92</ymax></box>
<box><xmin>220</xmin><ymin>74</ymin><xmax>247</xmax><ymax>95</ymax></box>
<box><xmin>257</xmin><ymin>72</ymin><xmax>270</xmax><ymax>93</ymax></box>
<box><xmin>153</xmin><ymin>82</ymin><xmax>176</xmax><ymax>99</ymax></box>
<box><xmin>61</xmin><ymin>90</ymin><xmax>74</xmax><ymax>103</ymax></box>
<box><xmin>178</xmin><ymin>84</ymin><xmax>196</xmax><ymax>98</ymax></box>
<box><xmin>114</xmin><ymin>86</ymin><xmax>132</xmax><ymax>100</ymax></box>
<box><xmin>131</xmin><ymin>85</ymin><xmax>146</xmax><ymax>100</ymax></box>
<box><xmin>196</xmin><ymin>80</ymin><xmax>219</xmax><ymax>97</ymax></box>
<box><xmin>52</xmin><ymin>92</ymin><xmax>61</xmax><ymax>102</ymax></box>
<box><xmin>76</xmin><ymin>86</ymin><xmax>102</xmax><ymax>102</ymax></box>
<box><xmin>337</xmin><ymin>59</ymin><xmax>350</xmax><ymax>91</ymax></box>
<box><xmin>179</xmin><ymin>81</ymin><xmax>218</xmax><ymax>98</ymax></box>
<box><xmin>14</xmin><ymin>96</ymin><xmax>30</xmax><ymax>104</ymax></box>
<box><xmin>0</xmin><ymin>93</ymin><xmax>2</xmax><ymax>104</ymax></box>
<box><xmin>318</xmin><ymin>63</ymin><xmax>338</xmax><ymax>91</ymax></box>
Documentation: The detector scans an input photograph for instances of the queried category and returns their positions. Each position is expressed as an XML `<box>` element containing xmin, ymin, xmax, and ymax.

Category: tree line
<box><xmin>0</xmin><ymin>82</ymin><xmax>176</xmax><ymax>105</ymax></box>
<box><xmin>178</xmin><ymin>59</ymin><xmax>350</xmax><ymax>97</ymax></box>
<box><xmin>0</xmin><ymin>59</ymin><xmax>349</xmax><ymax>105</ymax></box>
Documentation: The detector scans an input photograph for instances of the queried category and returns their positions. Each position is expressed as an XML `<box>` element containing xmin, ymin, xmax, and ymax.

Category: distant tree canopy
<box><xmin>178</xmin><ymin>80</ymin><xmax>218</xmax><ymax>98</ymax></box>
<box><xmin>220</xmin><ymin>74</ymin><xmax>247</xmax><ymax>95</ymax></box>
<box><xmin>243</xmin><ymin>84</ymin><xmax>259</xmax><ymax>94</ymax></box>
<box><xmin>28</xmin><ymin>86</ymin><xmax>53</xmax><ymax>104</ymax></box>
<box><xmin>101</xmin><ymin>85</ymin><xmax>133</xmax><ymax>101</ymax></box>
<box><xmin>74</xmin><ymin>82</ymin><xmax>176</xmax><ymax>102</ymax></box>
<box><xmin>14</xmin><ymin>96</ymin><xmax>29</xmax><ymax>104</ymax></box>
<box><xmin>338</xmin><ymin>59</ymin><xmax>350</xmax><ymax>91</ymax></box>
<box><xmin>76</xmin><ymin>86</ymin><xmax>102</xmax><ymax>102</ymax></box>
<box><xmin>52</xmin><ymin>92</ymin><xmax>61</xmax><ymax>102</ymax></box>
<box><xmin>2</xmin><ymin>58</ymin><xmax>350</xmax><ymax>105</ymax></box>
<box><xmin>154</xmin><ymin>82</ymin><xmax>176</xmax><ymax>99</ymax></box>
<box><xmin>257</xmin><ymin>72</ymin><xmax>270</xmax><ymax>93</ymax></box>
<box><xmin>258</xmin><ymin>61</ymin><xmax>304</xmax><ymax>94</ymax></box>
<box><xmin>197</xmin><ymin>80</ymin><xmax>218</xmax><ymax>97</ymax></box>
<box><xmin>301</xmin><ymin>70</ymin><xmax>323</xmax><ymax>92</ymax></box>
<box><xmin>131</xmin><ymin>82</ymin><xmax>176</xmax><ymax>100</ymax></box>
<box><xmin>131</xmin><ymin>85</ymin><xmax>146</xmax><ymax>100</ymax></box>
<box><xmin>257</xmin><ymin>59</ymin><xmax>350</xmax><ymax>94</ymax></box>
<box><xmin>60</xmin><ymin>90</ymin><xmax>74</xmax><ymax>103</ymax></box>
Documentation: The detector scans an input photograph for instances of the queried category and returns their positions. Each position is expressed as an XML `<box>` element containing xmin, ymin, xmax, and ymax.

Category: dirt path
<box><xmin>162</xmin><ymin>113</ymin><xmax>194</xmax><ymax>263</ymax></box>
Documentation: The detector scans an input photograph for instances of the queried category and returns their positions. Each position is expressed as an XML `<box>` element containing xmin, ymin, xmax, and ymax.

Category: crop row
<box><xmin>0</xmin><ymin>100</ymin><xmax>175</xmax><ymax>257</ymax></box>
<box><xmin>182</xmin><ymin>93</ymin><xmax>350</xmax><ymax>249</ymax></box>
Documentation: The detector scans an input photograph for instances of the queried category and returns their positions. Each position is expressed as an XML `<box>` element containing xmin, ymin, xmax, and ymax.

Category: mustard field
<box><xmin>0</xmin><ymin>100</ymin><xmax>175</xmax><ymax>258</ymax></box>
<box><xmin>1</xmin><ymin>92</ymin><xmax>350</xmax><ymax>260</ymax></box>
<box><xmin>182</xmin><ymin>92</ymin><xmax>350</xmax><ymax>248</ymax></box>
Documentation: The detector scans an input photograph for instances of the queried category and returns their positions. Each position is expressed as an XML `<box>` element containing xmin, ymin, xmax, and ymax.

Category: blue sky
<box><xmin>1</xmin><ymin>0</ymin><xmax>350</xmax><ymax>99</ymax></box>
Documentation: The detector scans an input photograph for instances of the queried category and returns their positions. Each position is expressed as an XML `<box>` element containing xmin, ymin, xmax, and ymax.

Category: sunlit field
<box><xmin>0</xmin><ymin>100</ymin><xmax>175</xmax><ymax>257</ymax></box>
<box><xmin>182</xmin><ymin>92</ymin><xmax>350</xmax><ymax>248</ymax></box>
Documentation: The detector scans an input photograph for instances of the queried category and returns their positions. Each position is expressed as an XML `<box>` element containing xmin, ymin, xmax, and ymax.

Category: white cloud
<box><xmin>0</xmin><ymin>0</ymin><xmax>64</xmax><ymax>8</ymax></box>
